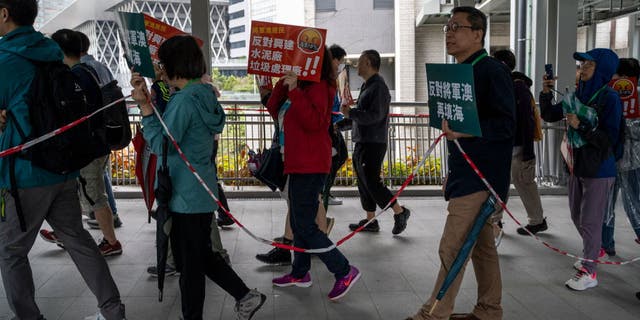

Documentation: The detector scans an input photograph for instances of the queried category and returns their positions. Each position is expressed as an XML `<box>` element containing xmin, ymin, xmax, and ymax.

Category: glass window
<box><xmin>373</xmin><ymin>0</ymin><xmax>393</xmax><ymax>9</ymax></box>
<box><xmin>315</xmin><ymin>0</ymin><xmax>336</xmax><ymax>12</ymax></box>
<box><xmin>230</xmin><ymin>40</ymin><xmax>246</xmax><ymax>49</ymax></box>
<box><xmin>230</xmin><ymin>0</ymin><xmax>243</xmax><ymax>4</ymax></box>
<box><xmin>229</xmin><ymin>10</ymin><xmax>245</xmax><ymax>20</ymax></box>
<box><xmin>230</xmin><ymin>25</ymin><xmax>245</xmax><ymax>35</ymax></box>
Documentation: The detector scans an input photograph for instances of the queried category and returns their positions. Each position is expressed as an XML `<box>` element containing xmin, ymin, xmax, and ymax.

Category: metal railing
<box><xmin>111</xmin><ymin>101</ymin><xmax>568</xmax><ymax>188</ymax></box>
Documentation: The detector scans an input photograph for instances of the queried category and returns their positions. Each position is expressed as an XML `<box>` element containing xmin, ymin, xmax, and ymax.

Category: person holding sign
<box><xmin>601</xmin><ymin>58</ymin><xmax>640</xmax><ymax>255</ymax></box>
<box><xmin>268</xmin><ymin>48</ymin><xmax>361</xmax><ymax>301</ymax></box>
<box><xmin>341</xmin><ymin>49</ymin><xmax>412</xmax><ymax>235</ymax></box>
<box><xmin>408</xmin><ymin>7</ymin><xmax>515</xmax><ymax>320</ymax></box>
<box><xmin>540</xmin><ymin>48</ymin><xmax>621</xmax><ymax>292</ymax></box>
<box><xmin>131</xmin><ymin>35</ymin><xmax>266</xmax><ymax>320</ymax></box>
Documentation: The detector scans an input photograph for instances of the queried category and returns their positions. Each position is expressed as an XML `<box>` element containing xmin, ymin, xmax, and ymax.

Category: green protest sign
<box><xmin>115</xmin><ymin>11</ymin><xmax>155</xmax><ymax>78</ymax></box>
<box><xmin>426</xmin><ymin>63</ymin><xmax>482</xmax><ymax>137</ymax></box>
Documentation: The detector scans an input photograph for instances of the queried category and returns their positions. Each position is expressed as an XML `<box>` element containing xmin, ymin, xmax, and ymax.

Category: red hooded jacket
<box><xmin>266</xmin><ymin>79</ymin><xmax>335</xmax><ymax>174</ymax></box>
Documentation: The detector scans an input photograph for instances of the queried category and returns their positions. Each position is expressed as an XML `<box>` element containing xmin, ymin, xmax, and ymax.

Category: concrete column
<box><xmin>554</xmin><ymin>0</ymin><xmax>578</xmax><ymax>94</ymax></box>
<box><xmin>531</xmin><ymin>0</ymin><xmax>547</xmax><ymax>94</ymax></box>
<box><xmin>394</xmin><ymin>0</ymin><xmax>415</xmax><ymax>102</ymax></box>
<box><xmin>629</xmin><ymin>13</ymin><xmax>640</xmax><ymax>58</ymax></box>
<box><xmin>510</xmin><ymin>0</ymin><xmax>518</xmax><ymax>51</ymax></box>
<box><xmin>586</xmin><ymin>24</ymin><xmax>596</xmax><ymax>50</ymax></box>
<box><xmin>191</xmin><ymin>0</ymin><xmax>212</xmax><ymax>74</ymax></box>
<box><xmin>484</xmin><ymin>14</ymin><xmax>491</xmax><ymax>52</ymax></box>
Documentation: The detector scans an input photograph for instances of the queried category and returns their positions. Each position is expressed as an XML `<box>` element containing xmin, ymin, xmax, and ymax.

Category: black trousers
<box><xmin>322</xmin><ymin>129</ymin><xmax>348</xmax><ymax>209</ymax></box>
<box><xmin>352</xmin><ymin>142</ymin><xmax>396</xmax><ymax>212</ymax></box>
<box><xmin>171</xmin><ymin>213</ymin><xmax>249</xmax><ymax>320</ymax></box>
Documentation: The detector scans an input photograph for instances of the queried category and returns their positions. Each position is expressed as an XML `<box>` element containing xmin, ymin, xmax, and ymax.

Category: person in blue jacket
<box><xmin>131</xmin><ymin>35</ymin><xmax>265</xmax><ymax>320</ymax></box>
<box><xmin>0</xmin><ymin>1</ymin><xmax>126</xmax><ymax>319</ymax></box>
<box><xmin>540</xmin><ymin>48</ymin><xmax>621</xmax><ymax>291</ymax></box>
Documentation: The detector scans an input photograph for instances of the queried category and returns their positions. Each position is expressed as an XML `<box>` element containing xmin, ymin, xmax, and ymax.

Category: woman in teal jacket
<box><xmin>131</xmin><ymin>35</ymin><xmax>265</xmax><ymax>320</ymax></box>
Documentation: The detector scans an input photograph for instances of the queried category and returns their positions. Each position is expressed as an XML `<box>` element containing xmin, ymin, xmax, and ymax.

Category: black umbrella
<box><xmin>154</xmin><ymin>137</ymin><xmax>172</xmax><ymax>302</ymax></box>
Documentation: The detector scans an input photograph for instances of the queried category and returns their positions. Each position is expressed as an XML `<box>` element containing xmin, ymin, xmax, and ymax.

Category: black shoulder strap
<box><xmin>6</xmin><ymin>112</ymin><xmax>28</xmax><ymax>232</ymax></box>
<box><xmin>162</xmin><ymin>136</ymin><xmax>169</xmax><ymax>169</ymax></box>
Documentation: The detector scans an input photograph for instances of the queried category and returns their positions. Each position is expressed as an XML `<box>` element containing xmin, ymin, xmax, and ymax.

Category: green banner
<box><xmin>116</xmin><ymin>12</ymin><xmax>155</xmax><ymax>78</ymax></box>
<box><xmin>426</xmin><ymin>63</ymin><xmax>482</xmax><ymax>137</ymax></box>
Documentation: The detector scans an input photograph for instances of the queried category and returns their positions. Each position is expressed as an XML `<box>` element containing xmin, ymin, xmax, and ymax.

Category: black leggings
<box><xmin>171</xmin><ymin>212</ymin><xmax>249</xmax><ymax>320</ymax></box>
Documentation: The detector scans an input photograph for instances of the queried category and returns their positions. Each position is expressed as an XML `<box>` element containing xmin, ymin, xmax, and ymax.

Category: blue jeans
<box><xmin>288</xmin><ymin>174</ymin><xmax>350</xmax><ymax>280</ymax></box>
<box><xmin>601</xmin><ymin>168</ymin><xmax>640</xmax><ymax>250</ymax></box>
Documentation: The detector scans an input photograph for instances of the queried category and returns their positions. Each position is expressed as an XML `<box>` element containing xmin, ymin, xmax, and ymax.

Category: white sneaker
<box><xmin>84</xmin><ymin>312</ymin><xmax>106</xmax><ymax>320</ymax></box>
<box><xmin>328</xmin><ymin>196</ymin><xmax>342</xmax><ymax>205</ymax></box>
<box><xmin>84</xmin><ymin>312</ymin><xmax>126</xmax><ymax>320</ymax></box>
<box><xmin>565</xmin><ymin>268</ymin><xmax>598</xmax><ymax>291</ymax></box>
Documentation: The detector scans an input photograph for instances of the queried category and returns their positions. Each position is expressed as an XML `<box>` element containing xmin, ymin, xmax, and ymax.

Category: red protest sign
<box><xmin>609</xmin><ymin>77</ymin><xmax>639</xmax><ymax>119</ymax></box>
<box><xmin>247</xmin><ymin>21</ymin><xmax>327</xmax><ymax>82</ymax></box>
<box><xmin>143</xmin><ymin>14</ymin><xmax>203</xmax><ymax>65</ymax></box>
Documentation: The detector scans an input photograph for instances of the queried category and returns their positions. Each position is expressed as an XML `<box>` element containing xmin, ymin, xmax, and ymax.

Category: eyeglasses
<box><xmin>578</xmin><ymin>61</ymin><xmax>595</xmax><ymax>69</ymax></box>
<box><xmin>443</xmin><ymin>23</ymin><xmax>476</xmax><ymax>33</ymax></box>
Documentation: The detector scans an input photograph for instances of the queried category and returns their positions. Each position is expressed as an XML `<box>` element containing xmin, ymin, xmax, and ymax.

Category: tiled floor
<box><xmin>1</xmin><ymin>195</ymin><xmax>639</xmax><ymax>319</ymax></box>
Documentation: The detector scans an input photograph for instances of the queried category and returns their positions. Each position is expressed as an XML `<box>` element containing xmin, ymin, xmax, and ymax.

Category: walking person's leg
<box><xmin>410</xmin><ymin>191</ymin><xmax>490</xmax><ymax>320</ymax></box>
<box><xmin>619</xmin><ymin>168</ymin><xmax>640</xmax><ymax>241</ymax></box>
<box><xmin>349</xmin><ymin>143</ymin><xmax>380</xmax><ymax>231</ymax></box>
<box><xmin>47</xmin><ymin>180</ymin><xmax>125</xmax><ymax>319</ymax></box>
<box><xmin>0</xmin><ymin>187</ymin><xmax>50</xmax><ymax>319</ymax></box>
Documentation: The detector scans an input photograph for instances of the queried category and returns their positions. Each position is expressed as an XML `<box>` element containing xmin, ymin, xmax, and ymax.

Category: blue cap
<box><xmin>573</xmin><ymin>52</ymin><xmax>595</xmax><ymax>61</ymax></box>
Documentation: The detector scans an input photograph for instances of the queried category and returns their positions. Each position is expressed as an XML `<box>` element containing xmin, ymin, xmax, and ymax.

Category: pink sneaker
<box><xmin>328</xmin><ymin>266</ymin><xmax>361</xmax><ymax>301</ymax></box>
<box><xmin>272</xmin><ymin>272</ymin><xmax>312</xmax><ymax>287</ymax></box>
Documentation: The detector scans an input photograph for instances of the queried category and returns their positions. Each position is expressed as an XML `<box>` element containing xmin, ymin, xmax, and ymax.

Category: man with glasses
<box><xmin>408</xmin><ymin>6</ymin><xmax>515</xmax><ymax>320</ymax></box>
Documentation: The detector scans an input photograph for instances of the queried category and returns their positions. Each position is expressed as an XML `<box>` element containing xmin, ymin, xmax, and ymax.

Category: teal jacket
<box><xmin>142</xmin><ymin>83</ymin><xmax>225</xmax><ymax>214</ymax></box>
<box><xmin>0</xmin><ymin>26</ymin><xmax>76</xmax><ymax>189</ymax></box>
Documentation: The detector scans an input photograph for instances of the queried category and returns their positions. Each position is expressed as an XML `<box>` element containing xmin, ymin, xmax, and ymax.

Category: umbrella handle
<box><xmin>159</xmin><ymin>290</ymin><xmax>163</xmax><ymax>302</ymax></box>
<box><xmin>429</xmin><ymin>300</ymin><xmax>439</xmax><ymax>315</ymax></box>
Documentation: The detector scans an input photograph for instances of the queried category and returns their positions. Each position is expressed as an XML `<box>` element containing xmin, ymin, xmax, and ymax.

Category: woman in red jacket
<box><xmin>267</xmin><ymin>48</ymin><xmax>360</xmax><ymax>301</ymax></box>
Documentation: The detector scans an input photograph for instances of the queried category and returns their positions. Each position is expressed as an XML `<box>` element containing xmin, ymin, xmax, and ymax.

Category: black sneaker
<box><xmin>147</xmin><ymin>265</ymin><xmax>178</xmax><ymax>277</ymax></box>
<box><xmin>392</xmin><ymin>207</ymin><xmax>411</xmax><ymax>235</ymax></box>
<box><xmin>636</xmin><ymin>291</ymin><xmax>640</xmax><ymax>301</ymax></box>
<box><xmin>348</xmin><ymin>219</ymin><xmax>380</xmax><ymax>232</ymax></box>
<box><xmin>516</xmin><ymin>218</ymin><xmax>548</xmax><ymax>235</ymax></box>
<box><xmin>217</xmin><ymin>213</ymin><xmax>234</xmax><ymax>227</ymax></box>
<box><xmin>255</xmin><ymin>247</ymin><xmax>291</xmax><ymax>265</ymax></box>
<box><xmin>603</xmin><ymin>247</ymin><xmax>616</xmax><ymax>256</ymax></box>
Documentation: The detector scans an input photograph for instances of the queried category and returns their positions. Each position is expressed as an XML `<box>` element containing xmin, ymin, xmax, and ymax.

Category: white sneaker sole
<box><xmin>272</xmin><ymin>280</ymin><xmax>313</xmax><ymax>288</ymax></box>
<box><xmin>329</xmin><ymin>272</ymin><xmax>361</xmax><ymax>301</ymax></box>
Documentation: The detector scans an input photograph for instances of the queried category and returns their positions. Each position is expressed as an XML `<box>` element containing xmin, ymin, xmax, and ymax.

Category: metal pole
<box><xmin>517</xmin><ymin>0</ymin><xmax>527</xmax><ymax>72</ymax></box>
<box><xmin>191</xmin><ymin>0</ymin><xmax>212</xmax><ymax>74</ymax></box>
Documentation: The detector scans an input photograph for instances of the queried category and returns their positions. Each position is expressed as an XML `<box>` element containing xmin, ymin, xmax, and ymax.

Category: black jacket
<box><xmin>444</xmin><ymin>49</ymin><xmax>516</xmax><ymax>201</ymax></box>
<box><xmin>349</xmin><ymin>73</ymin><xmax>390</xmax><ymax>144</ymax></box>
<box><xmin>512</xmin><ymin>72</ymin><xmax>536</xmax><ymax>161</ymax></box>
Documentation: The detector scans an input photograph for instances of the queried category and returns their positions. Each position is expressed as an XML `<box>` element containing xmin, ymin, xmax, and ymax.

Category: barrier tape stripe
<box><xmin>453</xmin><ymin>139</ymin><xmax>640</xmax><ymax>265</ymax></box>
<box><xmin>0</xmin><ymin>96</ymin><xmax>131</xmax><ymax>159</ymax></box>
<box><xmin>150</xmin><ymin>101</ymin><xmax>446</xmax><ymax>253</ymax></box>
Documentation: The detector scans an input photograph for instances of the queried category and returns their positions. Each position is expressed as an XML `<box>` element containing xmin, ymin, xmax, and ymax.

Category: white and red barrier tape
<box><xmin>0</xmin><ymin>96</ymin><xmax>131</xmax><ymax>159</ymax></box>
<box><xmin>2</xmin><ymin>99</ymin><xmax>638</xmax><ymax>264</ymax></box>
<box><xmin>452</xmin><ymin>139</ymin><xmax>640</xmax><ymax>266</ymax></box>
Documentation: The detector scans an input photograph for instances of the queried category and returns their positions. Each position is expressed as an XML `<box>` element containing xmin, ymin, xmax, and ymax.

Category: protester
<box><xmin>601</xmin><ymin>57</ymin><xmax>640</xmax><ymax>255</ymax></box>
<box><xmin>76</xmin><ymin>30</ymin><xmax>123</xmax><ymax>230</ymax></box>
<box><xmin>46</xmin><ymin>28</ymin><xmax>123</xmax><ymax>256</ymax></box>
<box><xmin>321</xmin><ymin>44</ymin><xmax>349</xmax><ymax>209</ymax></box>
<box><xmin>131</xmin><ymin>35</ymin><xmax>265</xmax><ymax>319</ymax></box>
<box><xmin>0</xmin><ymin>1</ymin><xmax>126</xmax><ymax>319</ymax></box>
<box><xmin>267</xmin><ymin>48</ymin><xmax>361</xmax><ymax>301</ymax></box>
<box><xmin>341</xmin><ymin>49</ymin><xmax>411</xmax><ymax>235</ymax></box>
<box><xmin>540</xmin><ymin>48</ymin><xmax>621</xmax><ymax>291</ymax></box>
<box><xmin>493</xmin><ymin>49</ymin><xmax>546</xmax><ymax>244</ymax></box>
<box><xmin>408</xmin><ymin>6</ymin><xmax>515</xmax><ymax>320</ymax></box>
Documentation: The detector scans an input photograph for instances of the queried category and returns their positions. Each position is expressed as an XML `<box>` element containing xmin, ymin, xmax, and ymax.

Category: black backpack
<box><xmin>10</xmin><ymin>61</ymin><xmax>110</xmax><ymax>174</ymax></box>
<box><xmin>78</xmin><ymin>65</ymin><xmax>132</xmax><ymax>150</ymax></box>
<box><xmin>7</xmin><ymin>61</ymin><xmax>111</xmax><ymax>231</ymax></box>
